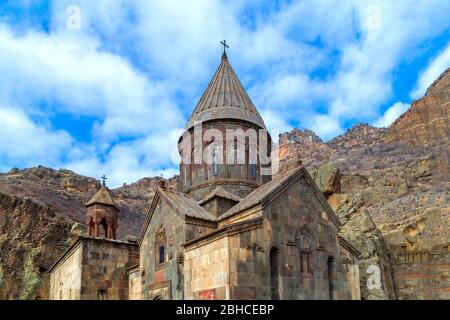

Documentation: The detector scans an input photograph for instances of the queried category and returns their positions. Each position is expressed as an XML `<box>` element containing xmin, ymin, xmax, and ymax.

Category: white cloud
<box><xmin>373</xmin><ymin>102</ymin><xmax>409</xmax><ymax>128</ymax></box>
<box><xmin>411</xmin><ymin>43</ymin><xmax>450</xmax><ymax>99</ymax></box>
<box><xmin>326</xmin><ymin>1</ymin><xmax>450</xmax><ymax>120</ymax></box>
<box><xmin>1</xmin><ymin>1</ymin><xmax>450</xmax><ymax>185</ymax></box>
<box><xmin>310</xmin><ymin>114</ymin><xmax>342</xmax><ymax>140</ymax></box>
<box><xmin>0</xmin><ymin>107</ymin><xmax>73</xmax><ymax>167</ymax></box>
<box><xmin>0</xmin><ymin>24</ymin><xmax>184</xmax><ymax>186</ymax></box>
<box><xmin>0</xmin><ymin>25</ymin><xmax>183</xmax><ymax>140</ymax></box>
<box><xmin>260</xmin><ymin>110</ymin><xmax>292</xmax><ymax>140</ymax></box>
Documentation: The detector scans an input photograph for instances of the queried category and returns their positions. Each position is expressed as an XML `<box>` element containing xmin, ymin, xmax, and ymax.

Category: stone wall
<box><xmin>339</xmin><ymin>239</ymin><xmax>361</xmax><ymax>300</ymax></box>
<box><xmin>128</xmin><ymin>266</ymin><xmax>141</xmax><ymax>300</ymax></box>
<box><xmin>227</xmin><ymin>222</ymin><xmax>267</xmax><ymax>299</ymax></box>
<box><xmin>49</xmin><ymin>236</ymin><xmax>139</xmax><ymax>300</ymax></box>
<box><xmin>49</xmin><ymin>242</ymin><xmax>83</xmax><ymax>300</ymax></box>
<box><xmin>140</xmin><ymin>198</ymin><xmax>185</xmax><ymax>300</ymax></box>
<box><xmin>184</xmin><ymin>219</ymin><xmax>267</xmax><ymax>300</ymax></box>
<box><xmin>184</xmin><ymin>172</ymin><xmax>360</xmax><ymax>300</ymax></box>
<box><xmin>184</xmin><ymin>236</ymin><xmax>231</xmax><ymax>299</ymax></box>
<box><xmin>263</xmin><ymin>175</ymin><xmax>355</xmax><ymax>299</ymax></box>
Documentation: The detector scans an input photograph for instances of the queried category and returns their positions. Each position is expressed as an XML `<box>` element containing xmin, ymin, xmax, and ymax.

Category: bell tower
<box><xmin>85</xmin><ymin>176</ymin><xmax>119</xmax><ymax>240</ymax></box>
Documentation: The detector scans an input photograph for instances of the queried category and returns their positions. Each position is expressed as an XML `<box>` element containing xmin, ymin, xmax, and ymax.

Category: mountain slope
<box><xmin>277</xmin><ymin>68</ymin><xmax>450</xmax><ymax>299</ymax></box>
<box><xmin>386</xmin><ymin>68</ymin><xmax>450</xmax><ymax>146</ymax></box>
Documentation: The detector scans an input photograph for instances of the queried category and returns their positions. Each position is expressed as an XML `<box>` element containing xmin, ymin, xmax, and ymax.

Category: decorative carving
<box><xmin>300</xmin><ymin>233</ymin><xmax>312</xmax><ymax>250</ymax></box>
<box><xmin>391</xmin><ymin>249</ymin><xmax>430</xmax><ymax>264</ymax></box>
<box><xmin>404</xmin><ymin>223</ymin><xmax>421</xmax><ymax>244</ymax></box>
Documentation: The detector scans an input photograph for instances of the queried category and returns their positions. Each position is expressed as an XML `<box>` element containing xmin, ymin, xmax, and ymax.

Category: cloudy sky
<box><xmin>0</xmin><ymin>0</ymin><xmax>449</xmax><ymax>186</ymax></box>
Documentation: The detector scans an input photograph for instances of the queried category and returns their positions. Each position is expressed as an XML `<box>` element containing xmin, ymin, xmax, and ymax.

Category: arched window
<box><xmin>295</xmin><ymin>228</ymin><xmax>313</xmax><ymax>275</ymax></box>
<box><xmin>269</xmin><ymin>247</ymin><xmax>280</xmax><ymax>300</ymax></box>
<box><xmin>155</xmin><ymin>226</ymin><xmax>167</xmax><ymax>268</ymax></box>
<box><xmin>100</xmin><ymin>218</ymin><xmax>107</xmax><ymax>237</ymax></box>
<box><xmin>88</xmin><ymin>218</ymin><xmax>95</xmax><ymax>237</ymax></box>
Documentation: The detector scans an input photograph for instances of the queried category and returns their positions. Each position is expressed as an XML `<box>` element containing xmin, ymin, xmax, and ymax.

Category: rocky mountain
<box><xmin>385</xmin><ymin>68</ymin><xmax>450</xmax><ymax>146</ymax></box>
<box><xmin>0</xmin><ymin>69</ymin><xmax>448</xmax><ymax>300</ymax></box>
<box><xmin>276</xmin><ymin>69</ymin><xmax>450</xmax><ymax>299</ymax></box>
<box><xmin>0</xmin><ymin>167</ymin><xmax>178</xmax><ymax>299</ymax></box>
<box><xmin>0</xmin><ymin>193</ymin><xmax>76</xmax><ymax>299</ymax></box>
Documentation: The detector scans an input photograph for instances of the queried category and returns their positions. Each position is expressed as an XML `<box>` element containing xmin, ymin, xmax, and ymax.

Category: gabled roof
<box><xmin>161</xmin><ymin>189</ymin><xmax>217</xmax><ymax>221</ymax></box>
<box><xmin>185</xmin><ymin>53</ymin><xmax>266</xmax><ymax>130</ymax></box>
<box><xmin>217</xmin><ymin>167</ymin><xmax>303</xmax><ymax>220</ymax></box>
<box><xmin>198</xmin><ymin>186</ymin><xmax>242</xmax><ymax>205</ymax></box>
<box><xmin>217</xmin><ymin>166</ymin><xmax>341</xmax><ymax>228</ymax></box>
<box><xmin>139</xmin><ymin>187</ymin><xmax>217</xmax><ymax>244</ymax></box>
<box><xmin>85</xmin><ymin>187</ymin><xmax>119</xmax><ymax>210</ymax></box>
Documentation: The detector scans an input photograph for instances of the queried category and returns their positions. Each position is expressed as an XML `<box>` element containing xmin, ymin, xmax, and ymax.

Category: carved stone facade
<box><xmin>136</xmin><ymin>53</ymin><xmax>361</xmax><ymax>300</ymax></box>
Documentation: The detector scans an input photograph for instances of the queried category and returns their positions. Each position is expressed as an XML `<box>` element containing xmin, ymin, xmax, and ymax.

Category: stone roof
<box><xmin>217</xmin><ymin>166</ymin><xmax>341</xmax><ymax>228</ymax></box>
<box><xmin>85</xmin><ymin>187</ymin><xmax>119</xmax><ymax>210</ymax></box>
<box><xmin>185</xmin><ymin>53</ymin><xmax>266</xmax><ymax>130</ymax></box>
<box><xmin>160</xmin><ymin>189</ymin><xmax>216</xmax><ymax>221</ymax></box>
<box><xmin>217</xmin><ymin>166</ymin><xmax>304</xmax><ymax>220</ymax></box>
<box><xmin>198</xmin><ymin>186</ymin><xmax>242</xmax><ymax>205</ymax></box>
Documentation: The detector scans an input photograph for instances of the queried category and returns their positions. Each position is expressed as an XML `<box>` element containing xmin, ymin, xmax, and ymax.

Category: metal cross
<box><xmin>101</xmin><ymin>175</ymin><xmax>107</xmax><ymax>187</ymax></box>
<box><xmin>220</xmin><ymin>40</ymin><xmax>229</xmax><ymax>54</ymax></box>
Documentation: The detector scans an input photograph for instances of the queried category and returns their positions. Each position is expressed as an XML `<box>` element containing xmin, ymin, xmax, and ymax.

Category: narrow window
<box><xmin>159</xmin><ymin>245</ymin><xmax>165</xmax><ymax>264</ymax></box>
<box><xmin>250</xmin><ymin>164</ymin><xmax>257</xmax><ymax>178</ymax></box>
<box><xmin>213</xmin><ymin>150</ymin><xmax>218</xmax><ymax>176</ymax></box>
<box><xmin>328</xmin><ymin>257</ymin><xmax>336</xmax><ymax>300</ymax></box>
<box><xmin>184</xmin><ymin>166</ymin><xmax>187</xmax><ymax>187</ymax></box>
<box><xmin>300</xmin><ymin>251</ymin><xmax>312</xmax><ymax>274</ymax></box>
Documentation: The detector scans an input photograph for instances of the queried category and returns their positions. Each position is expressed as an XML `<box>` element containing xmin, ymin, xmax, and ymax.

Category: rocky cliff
<box><xmin>0</xmin><ymin>167</ymin><xmax>178</xmax><ymax>299</ymax></box>
<box><xmin>276</xmin><ymin>69</ymin><xmax>450</xmax><ymax>299</ymax></box>
<box><xmin>0</xmin><ymin>193</ymin><xmax>76</xmax><ymax>299</ymax></box>
<box><xmin>385</xmin><ymin>68</ymin><xmax>450</xmax><ymax>146</ymax></box>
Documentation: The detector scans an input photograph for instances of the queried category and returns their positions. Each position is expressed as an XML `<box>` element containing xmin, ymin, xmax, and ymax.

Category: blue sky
<box><xmin>0</xmin><ymin>0</ymin><xmax>449</xmax><ymax>187</ymax></box>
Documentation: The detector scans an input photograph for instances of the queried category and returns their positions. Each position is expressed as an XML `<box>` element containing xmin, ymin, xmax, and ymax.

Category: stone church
<box><xmin>48</xmin><ymin>50</ymin><xmax>361</xmax><ymax>300</ymax></box>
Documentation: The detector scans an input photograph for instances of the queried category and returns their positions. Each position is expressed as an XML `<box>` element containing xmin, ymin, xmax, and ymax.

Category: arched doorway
<box><xmin>269</xmin><ymin>247</ymin><xmax>280</xmax><ymax>300</ymax></box>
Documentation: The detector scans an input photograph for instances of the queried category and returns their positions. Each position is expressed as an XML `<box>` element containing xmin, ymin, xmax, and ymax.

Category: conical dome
<box><xmin>185</xmin><ymin>53</ymin><xmax>266</xmax><ymax>130</ymax></box>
